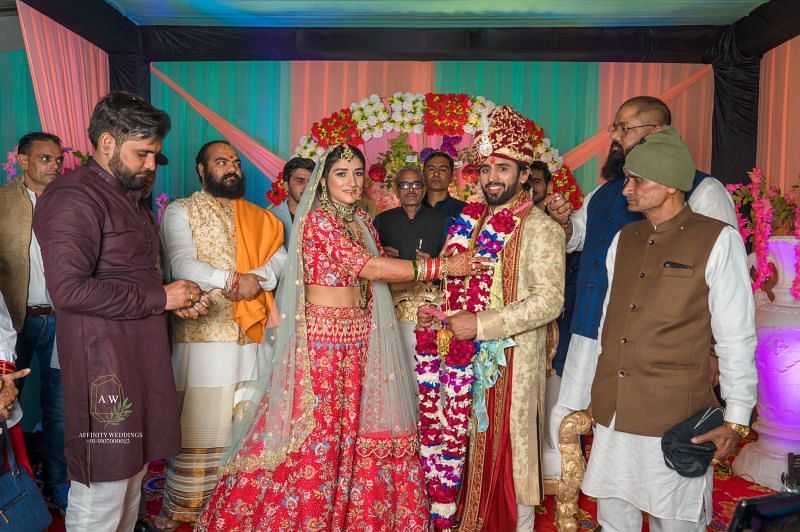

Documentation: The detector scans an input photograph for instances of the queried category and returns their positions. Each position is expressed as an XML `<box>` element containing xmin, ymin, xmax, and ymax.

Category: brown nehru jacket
<box><xmin>591</xmin><ymin>207</ymin><xmax>726</xmax><ymax>437</ymax></box>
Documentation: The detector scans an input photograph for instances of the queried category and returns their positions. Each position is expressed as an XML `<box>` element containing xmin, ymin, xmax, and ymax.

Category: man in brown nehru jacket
<box><xmin>582</xmin><ymin>128</ymin><xmax>757</xmax><ymax>531</ymax></box>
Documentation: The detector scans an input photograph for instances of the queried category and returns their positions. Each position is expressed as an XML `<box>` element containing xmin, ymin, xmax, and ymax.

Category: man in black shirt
<box><xmin>374</xmin><ymin>166</ymin><xmax>448</xmax><ymax>260</ymax></box>
<box><xmin>422</xmin><ymin>151</ymin><xmax>467</xmax><ymax>219</ymax></box>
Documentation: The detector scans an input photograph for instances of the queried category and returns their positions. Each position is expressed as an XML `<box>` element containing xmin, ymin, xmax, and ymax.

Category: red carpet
<box><xmin>46</xmin><ymin>434</ymin><xmax>773</xmax><ymax>531</ymax></box>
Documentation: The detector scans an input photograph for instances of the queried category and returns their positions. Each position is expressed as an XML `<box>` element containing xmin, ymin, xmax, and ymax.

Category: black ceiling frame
<box><xmin>18</xmin><ymin>0</ymin><xmax>800</xmax><ymax>183</ymax></box>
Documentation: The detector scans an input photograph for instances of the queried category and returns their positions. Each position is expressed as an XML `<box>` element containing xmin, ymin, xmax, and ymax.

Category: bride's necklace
<box><xmin>320</xmin><ymin>192</ymin><xmax>368</xmax><ymax>309</ymax></box>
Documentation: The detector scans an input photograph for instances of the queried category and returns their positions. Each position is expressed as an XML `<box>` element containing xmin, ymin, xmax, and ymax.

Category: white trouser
<box><xmin>516</xmin><ymin>503</ymin><xmax>536</xmax><ymax>531</ymax></box>
<box><xmin>66</xmin><ymin>465</ymin><xmax>147</xmax><ymax>532</ymax></box>
<box><xmin>597</xmin><ymin>497</ymin><xmax>706</xmax><ymax>532</ymax></box>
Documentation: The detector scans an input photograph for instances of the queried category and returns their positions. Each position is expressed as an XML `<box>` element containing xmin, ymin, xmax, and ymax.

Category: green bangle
<box><xmin>412</xmin><ymin>259</ymin><xmax>418</xmax><ymax>281</ymax></box>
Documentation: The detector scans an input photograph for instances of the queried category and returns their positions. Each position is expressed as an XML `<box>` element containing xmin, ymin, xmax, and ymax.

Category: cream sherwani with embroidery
<box><xmin>474</xmin><ymin>204</ymin><xmax>565</xmax><ymax>506</ymax></box>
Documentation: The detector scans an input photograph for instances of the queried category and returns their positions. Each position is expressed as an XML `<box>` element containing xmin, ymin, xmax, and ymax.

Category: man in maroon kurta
<box><xmin>33</xmin><ymin>92</ymin><xmax>203</xmax><ymax>530</ymax></box>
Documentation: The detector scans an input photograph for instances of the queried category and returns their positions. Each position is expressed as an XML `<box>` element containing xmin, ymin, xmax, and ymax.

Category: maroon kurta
<box><xmin>33</xmin><ymin>160</ymin><xmax>180</xmax><ymax>484</ymax></box>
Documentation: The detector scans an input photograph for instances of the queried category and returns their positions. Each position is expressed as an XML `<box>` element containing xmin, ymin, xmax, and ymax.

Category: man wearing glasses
<box><xmin>373</xmin><ymin>166</ymin><xmax>449</xmax><ymax>261</ymax></box>
<box><xmin>544</xmin><ymin>96</ymin><xmax>736</xmax><ymax>465</ymax></box>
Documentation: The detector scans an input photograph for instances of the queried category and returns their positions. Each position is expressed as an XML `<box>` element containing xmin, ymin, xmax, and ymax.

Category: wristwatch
<box><xmin>724</xmin><ymin>421</ymin><xmax>750</xmax><ymax>438</ymax></box>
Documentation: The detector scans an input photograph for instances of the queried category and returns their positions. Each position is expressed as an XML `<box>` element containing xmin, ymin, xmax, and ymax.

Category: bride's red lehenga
<box><xmin>196</xmin><ymin>208</ymin><xmax>429</xmax><ymax>531</ymax></box>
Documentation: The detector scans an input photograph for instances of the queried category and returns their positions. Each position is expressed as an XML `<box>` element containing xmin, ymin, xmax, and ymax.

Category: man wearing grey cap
<box><xmin>582</xmin><ymin>128</ymin><xmax>757</xmax><ymax>531</ymax></box>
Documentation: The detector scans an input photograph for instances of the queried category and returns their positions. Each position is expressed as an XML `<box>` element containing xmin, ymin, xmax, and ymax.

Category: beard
<box><xmin>109</xmin><ymin>150</ymin><xmax>153</xmax><ymax>192</ymax></box>
<box><xmin>204</xmin><ymin>169</ymin><xmax>246</xmax><ymax>199</ymax></box>
<box><xmin>481</xmin><ymin>179</ymin><xmax>521</xmax><ymax>206</ymax></box>
<box><xmin>601</xmin><ymin>140</ymin><xmax>627</xmax><ymax>182</ymax></box>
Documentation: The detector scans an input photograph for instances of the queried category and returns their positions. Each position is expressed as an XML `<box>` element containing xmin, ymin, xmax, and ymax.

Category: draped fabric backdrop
<box><xmin>16</xmin><ymin>1</ymin><xmax>108</xmax><ymax>162</ymax></box>
<box><xmin>150</xmin><ymin>61</ymin><xmax>293</xmax><ymax>205</ymax></box>
<box><xmin>434</xmin><ymin>61</ymin><xmax>600</xmax><ymax>192</ymax></box>
<box><xmin>757</xmin><ymin>33</ymin><xmax>800</xmax><ymax>192</ymax></box>
<box><xmin>0</xmin><ymin>50</ymin><xmax>40</xmax><ymax>175</ymax></box>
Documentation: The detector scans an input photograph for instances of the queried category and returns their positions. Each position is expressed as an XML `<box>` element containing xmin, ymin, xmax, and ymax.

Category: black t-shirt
<box><xmin>373</xmin><ymin>205</ymin><xmax>449</xmax><ymax>259</ymax></box>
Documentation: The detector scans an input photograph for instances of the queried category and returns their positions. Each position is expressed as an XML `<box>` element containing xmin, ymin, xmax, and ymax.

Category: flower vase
<box><xmin>733</xmin><ymin>236</ymin><xmax>800</xmax><ymax>491</ymax></box>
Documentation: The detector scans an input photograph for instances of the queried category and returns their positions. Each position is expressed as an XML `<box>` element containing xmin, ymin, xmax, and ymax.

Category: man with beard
<box><xmin>418</xmin><ymin>106</ymin><xmax>565</xmax><ymax>530</ymax></box>
<box><xmin>33</xmin><ymin>92</ymin><xmax>203</xmax><ymax>530</ymax></box>
<box><xmin>0</xmin><ymin>131</ymin><xmax>69</xmax><ymax>512</ymax></box>
<box><xmin>527</xmin><ymin>160</ymin><xmax>553</xmax><ymax>209</ymax></box>
<box><xmin>156</xmin><ymin>140</ymin><xmax>286</xmax><ymax>528</ymax></box>
<box><xmin>270</xmin><ymin>156</ymin><xmax>315</xmax><ymax>245</ymax></box>
<box><xmin>545</xmin><ymin>96</ymin><xmax>737</xmax><ymax>467</ymax></box>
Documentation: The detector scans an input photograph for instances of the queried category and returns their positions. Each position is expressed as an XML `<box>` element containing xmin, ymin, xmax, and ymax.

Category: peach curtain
<box><xmin>289</xmin><ymin>61</ymin><xmax>435</xmax><ymax>148</ymax></box>
<box><xmin>757</xmin><ymin>34</ymin><xmax>800</xmax><ymax>192</ymax></box>
<box><xmin>16</xmin><ymin>1</ymin><xmax>108</xmax><ymax>158</ymax></box>
<box><xmin>565</xmin><ymin>63</ymin><xmax>714</xmax><ymax>186</ymax></box>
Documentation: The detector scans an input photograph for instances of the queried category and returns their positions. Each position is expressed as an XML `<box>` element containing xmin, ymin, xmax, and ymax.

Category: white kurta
<box><xmin>582</xmin><ymin>224</ymin><xmax>757</xmax><ymax>522</ymax></box>
<box><xmin>160</xmin><ymin>202</ymin><xmax>287</xmax><ymax>389</ymax></box>
<box><xmin>0</xmin><ymin>292</ymin><xmax>22</xmax><ymax>426</ymax></box>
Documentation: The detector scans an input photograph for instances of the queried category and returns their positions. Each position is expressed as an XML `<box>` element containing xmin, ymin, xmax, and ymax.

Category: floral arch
<box><xmin>267</xmin><ymin>93</ymin><xmax>584</xmax><ymax>212</ymax></box>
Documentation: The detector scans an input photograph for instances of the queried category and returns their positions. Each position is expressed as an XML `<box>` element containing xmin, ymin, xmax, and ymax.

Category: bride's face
<box><xmin>325</xmin><ymin>158</ymin><xmax>365</xmax><ymax>207</ymax></box>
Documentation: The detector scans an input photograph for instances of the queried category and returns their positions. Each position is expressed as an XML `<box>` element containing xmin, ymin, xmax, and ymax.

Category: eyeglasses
<box><xmin>397</xmin><ymin>181</ymin><xmax>424</xmax><ymax>190</ymax></box>
<box><xmin>607</xmin><ymin>123</ymin><xmax>657</xmax><ymax>137</ymax></box>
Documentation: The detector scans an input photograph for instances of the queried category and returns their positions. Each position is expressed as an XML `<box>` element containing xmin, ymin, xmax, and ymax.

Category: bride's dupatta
<box><xmin>221</xmin><ymin>146</ymin><xmax>419</xmax><ymax>475</ymax></box>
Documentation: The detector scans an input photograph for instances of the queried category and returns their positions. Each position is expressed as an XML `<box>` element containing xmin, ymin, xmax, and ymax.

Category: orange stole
<box><xmin>456</xmin><ymin>199</ymin><xmax>533</xmax><ymax>531</ymax></box>
<box><xmin>232</xmin><ymin>199</ymin><xmax>284</xmax><ymax>343</ymax></box>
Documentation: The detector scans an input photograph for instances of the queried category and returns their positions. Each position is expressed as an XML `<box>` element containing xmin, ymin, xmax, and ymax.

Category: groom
<box><xmin>418</xmin><ymin>106</ymin><xmax>565</xmax><ymax>530</ymax></box>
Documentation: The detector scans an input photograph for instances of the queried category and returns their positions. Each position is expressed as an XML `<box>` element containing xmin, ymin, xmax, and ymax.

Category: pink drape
<box><xmin>565</xmin><ymin>63</ymin><xmax>713</xmax><ymax>183</ymax></box>
<box><xmin>16</xmin><ymin>1</ymin><xmax>108</xmax><ymax>159</ymax></box>
<box><xmin>289</xmin><ymin>61</ymin><xmax>435</xmax><ymax>150</ymax></box>
<box><xmin>151</xmin><ymin>65</ymin><xmax>286</xmax><ymax>181</ymax></box>
<box><xmin>757</xmin><ymin>34</ymin><xmax>800</xmax><ymax>192</ymax></box>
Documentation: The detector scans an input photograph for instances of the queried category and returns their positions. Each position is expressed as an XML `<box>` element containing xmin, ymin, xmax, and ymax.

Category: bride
<box><xmin>196</xmin><ymin>144</ymin><xmax>488</xmax><ymax>531</ymax></box>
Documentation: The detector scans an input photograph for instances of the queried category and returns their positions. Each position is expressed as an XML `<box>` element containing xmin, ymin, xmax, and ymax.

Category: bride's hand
<box><xmin>447</xmin><ymin>251</ymin><xmax>495</xmax><ymax>277</ymax></box>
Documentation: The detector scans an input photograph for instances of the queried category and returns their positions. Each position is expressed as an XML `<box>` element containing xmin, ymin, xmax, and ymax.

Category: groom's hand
<box><xmin>444</xmin><ymin>311</ymin><xmax>478</xmax><ymax>340</ymax></box>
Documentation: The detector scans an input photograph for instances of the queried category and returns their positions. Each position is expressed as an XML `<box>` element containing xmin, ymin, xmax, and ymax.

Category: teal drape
<box><xmin>151</xmin><ymin>61</ymin><xmax>293</xmax><ymax>206</ymax></box>
<box><xmin>434</xmin><ymin>61</ymin><xmax>600</xmax><ymax>193</ymax></box>
<box><xmin>0</xmin><ymin>50</ymin><xmax>41</xmax><ymax>180</ymax></box>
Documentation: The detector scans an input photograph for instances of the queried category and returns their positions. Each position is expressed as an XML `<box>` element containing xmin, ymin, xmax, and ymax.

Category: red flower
<box><xmin>424</xmin><ymin>93</ymin><xmax>472</xmax><ymax>136</ymax></box>
<box><xmin>461</xmin><ymin>164</ymin><xmax>479</xmax><ymax>184</ymax></box>
<box><xmin>462</xmin><ymin>202</ymin><xmax>486</xmax><ymax>219</ymax></box>
<box><xmin>265</xmin><ymin>182</ymin><xmax>288</xmax><ymax>206</ymax></box>
<box><xmin>311</xmin><ymin>108</ymin><xmax>363</xmax><ymax>148</ymax></box>
<box><xmin>415</xmin><ymin>329</ymin><xmax>438</xmax><ymax>353</ymax></box>
<box><xmin>551</xmin><ymin>167</ymin><xmax>584</xmax><ymax>210</ymax></box>
<box><xmin>488</xmin><ymin>209</ymin><xmax>516</xmax><ymax>234</ymax></box>
<box><xmin>368</xmin><ymin>163</ymin><xmax>387</xmax><ymax>183</ymax></box>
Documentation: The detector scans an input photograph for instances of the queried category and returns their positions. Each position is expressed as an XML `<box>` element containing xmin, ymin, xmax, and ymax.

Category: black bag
<box><xmin>661</xmin><ymin>407</ymin><xmax>725</xmax><ymax>478</ymax></box>
<box><xmin>0</xmin><ymin>421</ymin><xmax>52</xmax><ymax>531</ymax></box>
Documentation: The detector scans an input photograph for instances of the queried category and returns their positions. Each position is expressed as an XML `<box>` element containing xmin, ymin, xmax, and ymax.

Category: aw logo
<box><xmin>91</xmin><ymin>374</ymin><xmax>133</xmax><ymax>429</ymax></box>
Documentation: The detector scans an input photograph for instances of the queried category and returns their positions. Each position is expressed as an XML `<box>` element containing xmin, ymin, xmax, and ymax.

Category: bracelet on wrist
<box><xmin>412</xmin><ymin>259</ymin><xmax>419</xmax><ymax>281</ymax></box>
<box><xmin>724</xmin><ymin>421</ymin><xmax>750</xmax><ymax>438</ymax></box>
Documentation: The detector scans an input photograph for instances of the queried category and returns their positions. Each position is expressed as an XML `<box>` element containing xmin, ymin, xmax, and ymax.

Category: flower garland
<box><xmin>292</xmin><ymin>92</ymin><xmax>584</xmax><ymax>211</ymax></box>
<box><xmin>793</xmin><ymin>206</ymin><xmax>800</xmax><ymax>300</ymax></box>
<box><xmin>728</xmin><ymin>168</ymin><xmax>800</xmax><ymax>299</ymax></box>
<box><xmin>415</xmin><ymin>201</ymin><xmax>525</xmax><ymax>530</ymax></box>
<box><xmin>424</xmin><ymin>93</ymin><xmax>472</xmax><ymax>136</ymax></box>
<box><xmin>310</xmin><ymin>107</ymin><xmax>362</xmax><ymax>148</ymax></box>
<box><xmin>387</xmin><ymin>91</ymin><xmax>425</xmax><ymax>133</ymax></box>
<box><xmin>350</xmin><ymin>94</ymin><xmax>391</xmax><ymax>141</ymax></box>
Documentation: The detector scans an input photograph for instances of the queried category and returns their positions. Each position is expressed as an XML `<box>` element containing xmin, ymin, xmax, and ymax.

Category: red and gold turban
<box><xmin>471</xmin><ymin>105</ymin><xmax>534</xmax><ymax>166</ymax></box>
